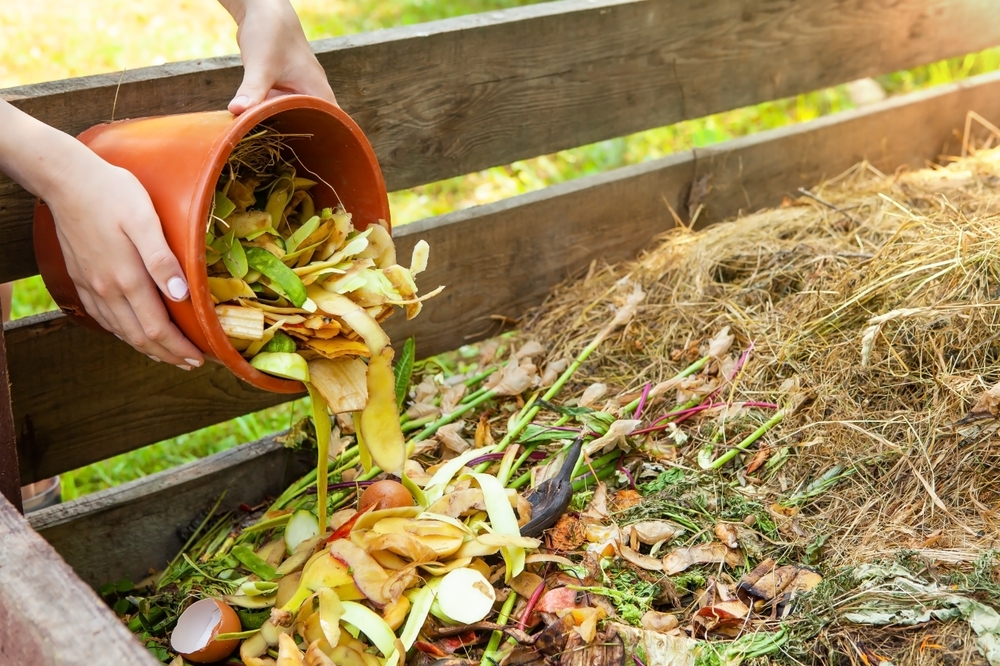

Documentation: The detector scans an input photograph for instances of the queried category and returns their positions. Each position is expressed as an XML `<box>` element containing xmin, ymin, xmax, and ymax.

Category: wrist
<box><xmin>0</xmin><ymin>101</ymin><xmax>99</xmax><ymax>202</ymax></box>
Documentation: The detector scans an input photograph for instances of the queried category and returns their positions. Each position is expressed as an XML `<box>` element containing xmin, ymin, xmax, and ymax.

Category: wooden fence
<box><xmin>2</xmin><ymin>0</ymin><xmax>1000</xmax><ymax>662</ymax></box>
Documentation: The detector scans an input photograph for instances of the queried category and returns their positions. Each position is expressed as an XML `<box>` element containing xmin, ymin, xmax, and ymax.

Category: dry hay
<box><xmin>522</xmin><ymin>149</ymin><xmax>1000</xmax><ymax>663</ymax></box>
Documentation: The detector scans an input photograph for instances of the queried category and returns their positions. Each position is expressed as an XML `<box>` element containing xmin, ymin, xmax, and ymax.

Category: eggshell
<box><xmin>170</xmin><ymin>598</ymin><xmax>241</xmax><ymax>663</ymax></box>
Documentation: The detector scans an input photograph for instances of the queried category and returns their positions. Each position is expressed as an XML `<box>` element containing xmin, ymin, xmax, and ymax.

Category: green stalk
<box><xmin>710</xmin><ymin>411</ymin><xmax>785</xmax><ymax>470</ymax></box>
<box><xmin>409</xmin><ymin>389</ymin><xmax>497</xmax><ymax>443</ymax></box>
<box><xmin>620</xmin><ymin>355</ymin><xmax>711</xmax><ymax>414</ymax></box>
<box><xmin>464</xmin><ymin>366</ymin><xmax>498</xmax><ymax>387</ymax></box>
<box><xmin>490</xmin><ymin>320</ymin><xmax>633</xmax><ymax>457</ymax></box>
<box><xmin>158</xmin><ymin>493</ymin><xmax>225</xmax><ymax>588</ymax></box>
<box><xmin>572</xmin><ymin>462</ymin><xmax>619</xmax><ymax>492</ymax></box>
<box><xmin>401</xmin><ymin>414</ymin><xmax>436</xmax><ymax>433</ymax></box>
<box><xmin>482</xmin><ymin>590</ymin><xmax>519</xmax><ymax>665</ymax></box>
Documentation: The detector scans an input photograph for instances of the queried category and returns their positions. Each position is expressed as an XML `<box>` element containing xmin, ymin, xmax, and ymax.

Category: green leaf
<box><xmin>245</xmin><ymin>247</ymin><xmax>307</xmax><ymax>307</ymax></box>
<box><xmin>98</xmin><ymin>582</ymin><xmax>116</xmax><ymax>598</ymax></box>
<box><xmin>116</xmin><ymin>577</ymin><xmax>134</xmax><ymax>593</ymax></box>
<box><xmin>113</xmin><ymin>598</ymin><xmax>131</xmax><ymax>615</ymax></box>
<box><xmin>213</xmin><ymin>190</ymin><xmax>236</xmax><ymax>221</ymax></box>
<box><xmin>212</xmin><ymin>230</ymin><xmax>248</xmax><ymax>279</ymax></box>
<box><xmin>231</xmin><ymin>544</ymin><xmax>278</xmax><ymax>581</ymax></box>
<box><xmin>285</xmin><ymin>215</ymin><xmax>321</xmax><ymax>254</ymax></box>
<box><xmin>394</xmin><ymin>337</ymin><xmax>416</xmax><ymax>411</ymax></box>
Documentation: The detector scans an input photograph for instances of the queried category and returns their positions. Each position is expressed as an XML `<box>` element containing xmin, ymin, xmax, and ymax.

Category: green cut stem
<box><xmin>619</xmin><ymin>355</ymin><xmax>710</xmax><ymax>413</ymax></box>
<box><xmin>158</xmin><ymin>493</ymin><xmax>225</xmax><ymax>589</ymax></box>
<box><xmin>409</xmin><ymin>389</ymin><xmax>497</xmax><ymax>443</ymax></box>
<box><xmin>709</xmin><ymin>411</ymin><xmax>785</xmax><ymax>470</ymax></box>
<box><xmin>490</xmin><ymin>320</ymin><xmax>629</xmax><ymax>458</ymax></box>
<box><xmin>401</xmin><ymin>414</ymin><xmax>436</xmax><ymax>433</ymax></box>
<box><xmin>572</xmin><ymin>462</ymin><xmax>619</xmax><ymax>492</ymax></box>
<box><xmin>482</xmin><ymin>590</ymin><xmax>519</xmax><ymax>665</ymax></box>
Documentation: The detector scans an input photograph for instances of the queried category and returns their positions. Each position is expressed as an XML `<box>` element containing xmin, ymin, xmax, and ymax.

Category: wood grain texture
<box><xmin>1</xmin><ymin>0</ymin><xmax>999</xmax><ymax>281</ymax></box>
<box><xmin>0</xmin><ymin>494</ymin><xmax>157</xmax><ymax>665</ymax></box>
<box><xmin>0</xmin><ymin>325</ymin><xmax>21</xmax><ymax>511</ymax></box>
<box><xmin>9</xmin><ymin>71</ymin><xmax>1000</xmax><ymax>482</ymax></box>
<box><xmin>29</xmin><ymin>435</ymin><xmax>313</xmax><ymax>588</ymax></box>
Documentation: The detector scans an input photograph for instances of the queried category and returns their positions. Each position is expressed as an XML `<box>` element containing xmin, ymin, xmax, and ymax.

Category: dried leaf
<box><xmin>961</xmin><ymin>380</ymin><xmax>1000</xmax><ymax>423</ymax></box>
<box><xmin>746</xmin><ymin>446</ymin><xmax>771</xmax><ymax>474</ymax></box>
<box><xmin>486</xmin><ymin>360</ymin><xmax>538</xmax><ymax>396</ymax></box>
<box><xmin>662</xmin><ymin>542</ymin><xmax>742</xmax><ymax>575</ymax></box>
<box><xmin>630</xmin><ymin>520</ymin><xmax>685</xmax><ymax>546</ymax></box>
<box><xmin>436</xmin><ymin>422</ymin><xmax>470</xmax><ymax>455</ymax></box>
<box><xmin>640</xmin><ymin>610</ymin><xmax>679</xmax><ymax>633</ymax></box>
<box><xmin>583</xmin><ymin>420</ymin><xmax>641</xmax><ymax>456</ymax></box>
<box><xmin>541</xmin><ymin>358</ymin><xmax>570</xmax><ymax>387</ymax></box>
<box><xmin>515</xmin><ymin>340</ymin><xmax>546</xmax><ymax>359</ymax></box>
<box><xmin>714</xmin><ymin>522</ymin><xmax>740</xmax><ymax>549</ymax></box>
<box><xmin>405</xmin><ymin>402</ymin><xmax>439</xmax><ymax>420</ymax></box>
<box><xmin>440</xmin><ymin>385</ymin><xmax>467</xmax><ymax>414</ymax></box>
<box><xmin>707</xmin><ymin>326</ymin><xmax>735</xmax><ymax>359</ymax></box>
<box><xmin>579</xmin><ymin>383</ymin><xmax>608</xmax><ymax>408</ymax></box>
<box><xmin>619</xmin><ymin>543</ymin><xmax>664</xmax><ymax>571</ymax></box>
<box><xmin>581</xmin><ymin>482</ymin><xmax>609</xmax><ymax>522</ymax></box>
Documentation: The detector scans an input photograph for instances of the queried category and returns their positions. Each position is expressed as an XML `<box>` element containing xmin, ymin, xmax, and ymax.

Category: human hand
<box><xmin>44</xmin><ymin>142</ymin><xmax>205</xmax><ymax>370</ymax></box>
<box><xmin>220</xmin><ymin>0</ymin><xmax>336</xmax><ymax>115</ymax></box>
<box><xmin>0</xmin><ymin>101</ymin><xmax>204</xmax><ymax>370</ymax></box>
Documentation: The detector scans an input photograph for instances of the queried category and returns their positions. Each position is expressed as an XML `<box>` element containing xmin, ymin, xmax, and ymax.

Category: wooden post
<box><xmin>0</xmin><ymin>322</ymin><xmax>20</xmax><ymax>513</ymax></box>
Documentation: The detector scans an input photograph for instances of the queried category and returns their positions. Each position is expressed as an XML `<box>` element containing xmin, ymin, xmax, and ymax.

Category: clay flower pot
<box><xmin>34</xmin><ymin>95</ymin><xmax>390</xmax><ymax>393</ymax></box>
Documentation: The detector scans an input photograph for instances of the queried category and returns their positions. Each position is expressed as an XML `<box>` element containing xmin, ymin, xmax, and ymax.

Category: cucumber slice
<box><xmin>284</xmin><ymin>510</ymin><xmax>320</xmax><ymax>555</ymax></box>
<box><xmin>246</xmin><ymin>247</ymin><xmax>307</xmax><ymax>307</ymax></box>
<box><xmin>251</xmin><ymin>352</ymin><xmax>309</xmax><ymax>382</ymax></box>
<box><xmin>261</xmin><ymin>331</ymin><xmax>297</xmax><ymax>354</ymax></box>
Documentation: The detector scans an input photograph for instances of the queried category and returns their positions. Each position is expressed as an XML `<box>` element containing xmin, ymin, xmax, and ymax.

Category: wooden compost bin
<box><xmin>2</xmin><ymin>0</ymin><xmax>1000</xmax><ymax>662</ymax></box>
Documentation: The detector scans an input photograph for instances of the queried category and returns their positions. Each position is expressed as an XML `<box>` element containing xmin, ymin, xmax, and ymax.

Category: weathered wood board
<box><xmin>29</xmin><ymin>435</ymin><xmax>313</xmax><ymax>588</ymax></box>
<box><xmin>8</xmin><ymin>71</ymin><xmax>1000</xmax><ymax>483</ymax></box>
<box><xmin>1</xmin><ymin>0</ymin><xmax>999</xmax><ymax>282</ymax></box>
<box><xmin>0</xmin><ymin>494</ymin><xmax>158</xmax><ymax>664</ymax></box>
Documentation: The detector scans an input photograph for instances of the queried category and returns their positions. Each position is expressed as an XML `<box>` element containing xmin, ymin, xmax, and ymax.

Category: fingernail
<box><xmin>148</xmin><ymin>355</ymin><xmax>161</xmax><ymax>363</ymax></box>
<box><xmin>114</xmin><ymin>334</ymin><xmax>123</xmax><ymax>341</ymax></box>
<box><xmin>231</xmin><ymin>95</ymin><xmax>249</xmax><ymax>110</ymax></box>
<box><xmin>167</xmin><ymin>276</ymin><xmax>189</xmax><ymax>301</ymax></box>
<box><xmin>185</xmin><ymin>358</ymin><xmax>203</xmax><ymax>368</ymax></box>
<box><xmin>177</xmin><ymin>364</ymin><xmax>192</xmax><ymax>372</ymax></box>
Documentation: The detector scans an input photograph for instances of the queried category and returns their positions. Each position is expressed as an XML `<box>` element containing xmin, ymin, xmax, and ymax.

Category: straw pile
<box><xmin>522</xmin><ymin>149</ymin><xmax>1000</xmax><ymax>663</ymax></box>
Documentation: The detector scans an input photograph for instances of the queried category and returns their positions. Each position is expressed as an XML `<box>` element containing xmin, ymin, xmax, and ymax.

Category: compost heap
<box><xmin>117</xmin><ymin>150</ymin><xmax>1000</xmax><ymax>666</ymax></box>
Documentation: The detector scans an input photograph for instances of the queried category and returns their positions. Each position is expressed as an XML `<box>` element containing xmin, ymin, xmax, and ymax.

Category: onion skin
<box><xmin>359</xmin><ymin>480</ymin><xmax>414</xmax><ymax>511</ymax></box>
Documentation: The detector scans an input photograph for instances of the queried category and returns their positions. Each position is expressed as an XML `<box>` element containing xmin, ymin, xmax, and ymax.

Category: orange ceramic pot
<box><xmin>33</xmin><ymin>95</ymin><xmax>390</xmax><ymax>394</ymax></box>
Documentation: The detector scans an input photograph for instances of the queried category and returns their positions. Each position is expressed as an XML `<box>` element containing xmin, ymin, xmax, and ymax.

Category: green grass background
<box><xmin>2</xmin><ymin>0</ymin><xmax>998</xmax><ymax>498</ymax></box>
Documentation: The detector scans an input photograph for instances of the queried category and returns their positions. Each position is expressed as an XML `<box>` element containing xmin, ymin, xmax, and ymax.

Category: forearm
<box><xmin>0</xmin><ymin>100</ymin><xmax>92</xmax><ymax>203</ymax></box>
<box><xmin>217</xmin><ymin>0</ymin><xmax>287</xmax><ymax>25</ymax></box>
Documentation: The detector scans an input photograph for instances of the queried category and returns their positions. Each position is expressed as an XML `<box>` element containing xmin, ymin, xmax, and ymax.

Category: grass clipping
<box><xmin>522</xmin><ymin>150</ymin><xmax>1000</xmax><ymax>664</ymax></box>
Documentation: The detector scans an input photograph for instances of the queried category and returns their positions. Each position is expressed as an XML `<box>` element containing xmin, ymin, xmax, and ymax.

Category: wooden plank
<box><xmin>9</xmin><ymin>71</ymin><xmax>1000</xmax><ymax>482</ymax></box>
<box><xmin>1</xmin><ymin>0</ymin><xmax>999</xmax><ymax>281</ymax></box>
<box><xmin>0</xmin><ymin>324</ymin><xmax>21</xmax><ymax>512</ymax></box>
<box><xmin>29</xmin><ymin>434</ymin><xmax>313</xmax><ymax>588</ymax></box>
<box><xmin>0</xmin><ymin>493</ymin><xmax>157</xmax><ymax>665</ymax></box>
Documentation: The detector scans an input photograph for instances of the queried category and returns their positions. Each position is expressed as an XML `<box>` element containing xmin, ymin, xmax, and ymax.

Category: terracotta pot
<box><xmin>34</xmin><ymin>95</ymin><xmax>390</xmax><ymax>394</ymax></box>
